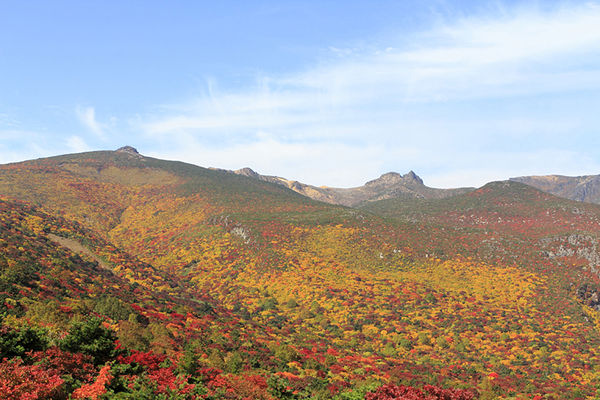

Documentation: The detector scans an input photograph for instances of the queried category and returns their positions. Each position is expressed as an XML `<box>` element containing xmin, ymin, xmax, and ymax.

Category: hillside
<box><xmin>230</xmin><ymin>167</ymin><xmax>473</xmax><ymax>206</ymax></box>
<box><xmin>511</xmin><ymin>174</ymin><xmax>600</xmax><ymax>204</ymax></box>
<box><xmin>0</xmin><ymin>196</ymin><xmax>303</xmax><ymax>398</ymax></box>
<box><xmin>2</xmin><ymin>149</ymin><xmax>600</xmax><ymax>398</ymax></box>
<box><xmin>0</xmin><ymin>195</ymin><xmax>242</xmax><ymax>343</ymax></box>
<box><xmin>361</xmin><ymin>180</ymin><xmax>600</xmax><ymax>269</ymax></box>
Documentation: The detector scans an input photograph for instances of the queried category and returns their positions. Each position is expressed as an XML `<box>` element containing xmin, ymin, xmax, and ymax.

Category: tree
<box><xmin>60</xmin><ymin>317</ymin><xmax>117</xmax><ymax>365</ymax></box>
<box><xmin>177</xmin><ymin>343</ymin><xmax>200</xmax><ymax>376</ymax></box>
<box><xmin>93</xmin><ymin>296</ymin><xmax>133</xmax><ymax>321</ymax></box>
<box><xmin>117</xmin><ymin>316</ymin><xmax>150</xmax><ymax>352</ymax></box>
<box><xmin>0</xmin><ymin>325</ymin><xmax>48</xmax><ymax>360</ymax></box>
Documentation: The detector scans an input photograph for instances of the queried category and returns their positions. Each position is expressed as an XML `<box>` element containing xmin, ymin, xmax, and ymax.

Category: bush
<box><xmin>0</xmin><ymin>357</ymin><xmax>64</xmax><ymax>400</ymax></box>
<box><xmin>365</xmin><ymin>383</ymin><xmax>476</xmax><ymax>400</ymax></box>
<box><xmin>225</xmin><ymin>351</ymin><xmax>243</xmax><ymax>373</ymax></box>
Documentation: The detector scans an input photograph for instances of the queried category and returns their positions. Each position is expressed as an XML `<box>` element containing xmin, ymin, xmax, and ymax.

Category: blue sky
<box><xmin>1</xmin><ymin>0</ymin><xmax>599</xmax><ymax>188</ymax></box>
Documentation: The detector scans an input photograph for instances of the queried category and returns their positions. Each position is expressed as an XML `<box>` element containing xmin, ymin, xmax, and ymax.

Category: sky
<box><xmin>1</xmin><ymin>0</ymin><xmax>599</xmax><ymax>188</ymax></box>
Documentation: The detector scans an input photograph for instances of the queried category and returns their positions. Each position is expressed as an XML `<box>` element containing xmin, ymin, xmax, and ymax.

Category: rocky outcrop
<box><xmin>541</xmin><ymin>234</ymin><xmax>600</xmax><ymax>276</ymax></box>
<box><xmin>577</xmin><ymin>284</ymin><xmax>600</xmax><ymax>311</ymax></box>
<box><xmin>365</xmin><ymin>171</ymin><xmax>423</xmax><ymax>187</ymax></box>
<box><xmin>116</xmin><ymin>145</ymin><xmax>139</xmax><ymax>154</ymax></box>
<box><xmin>116</xmin><ymin>146</ymin><xmax>143</xmax><ymax>159</ymax></box>
<box><xmin>234</xmin><ymin>167</ymin><xmax>260</xmax><ymax>179</ymax></box>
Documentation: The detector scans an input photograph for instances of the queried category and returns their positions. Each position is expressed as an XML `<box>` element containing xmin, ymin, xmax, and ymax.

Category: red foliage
<box><xmin>147</xmin><ymin>367</ymin><xmax>190</xmax><ymax>394</ymax></box>
<box><xmin>196</xmin><ymin>367</ymin><xmax>223</xmax><ymax>384</ymax></box>
<box><xmin>0</xmin><ymin>357</ymin><xmax>64</xmax><ymax>400</ymax></box>
<box><xmin>366</xmin><ymin>384</ymin><xmax>476</xmax><ymax>400</ymax></box>
<box><xmin>422</xmin><ymin>385</ymin><xmax>477</xmax><ymax>400</ymax></box>
<box><xmin>72</xmin><ymin>364</ymin><xmax>113</xmax><ymax>400</ymax></box>
<box><xmin>31</xmin><ymin>347</ymin><xmax>96</xmax><ymax>383</ymax></box>
<box><xmin>117</xmin><ymin>349</ymin><xmax>166</xmax><ymax>371</ymax></box>
<box><xmin>221</xmin><ymin>374</ymin><xmax>271</xmax><ymax>400</ymax></box>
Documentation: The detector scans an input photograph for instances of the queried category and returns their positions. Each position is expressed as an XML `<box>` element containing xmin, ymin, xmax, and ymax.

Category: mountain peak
<box><xmin>367</xmin><ymin>171</ymin><xmax>424</xmax><ymax>186</ymax></box>
<box><xmin>228</xmin><ymin>166</ymin><xmax>469</xmax><ymax>206</ymax></box>
<box><xmin>378</xmin><ymin>172</ymin><xmax>402</xmax><ymax>179</ymax></box>
<box><xmin>116</xmin><ymin>146</ymin><xmax>140</xmax><ymax>155</ymax></box>
<box><xmin>403</xmin><ymin>170</ymin><xmax>423</xmax><ymax>184</ymax></box>
<box><xmin>235</xmin><ymin>167</ymin><xmax>259</xmax><ymax>178</ymax></box>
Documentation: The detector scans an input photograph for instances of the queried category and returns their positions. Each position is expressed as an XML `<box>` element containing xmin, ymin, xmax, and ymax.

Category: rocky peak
<box><xmin>116</xmin><ymin>146</ymin><xmax>140</xmax><ymax>155</ymax></box>
<box><xmin>235</xmin><ymin>167</ymin><xmax>259</xmax><ymax>178</ymax></box>
<box><xmin>366</xmin><ymin>171</ymin><xmax>424</xmax><ymax>187</ymax></box>
<box><xmin>366</xmin><ymin>172</ymin><xmax>400</xmax><ymax>186</ymax></box>
<box><xmin>403</xmin><ymin>171</ymin><xmax>423</xmax><ymax>185</ymax></box>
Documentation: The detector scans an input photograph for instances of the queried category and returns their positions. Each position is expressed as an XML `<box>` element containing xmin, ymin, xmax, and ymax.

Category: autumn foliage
<box><xmin>0</xmin><ymin>357</ymin><xmax>64</xmax><ymax>400</ymax></box>
<box><xmin>2</xmin><ymin>152</ymin><xmax>600</xmax><ymax>398</ymax></box>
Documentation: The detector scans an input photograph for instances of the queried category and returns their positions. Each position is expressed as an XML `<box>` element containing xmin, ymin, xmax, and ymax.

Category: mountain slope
<box><xmin>0</xmin><ymin>146</ymin><xmax>316</xmax><ymax>233</ymax></box>
<box><xmin>511</xmin><ymin>173</ymin><xmax>600</xmax><ymax>204</ymax></box>
<box><xmin>0</xmin><ymin>196</ymin><xmax>306</xmax><ymax>398</ymax></box>
<box><xmin>3</xmin><ymin>149</ymin><xmax>600</xmax><ymax>398</ymax></box>
<box><xmin>231</xmin><ymin>167</ymin><xmax>474</xmax><ymax>206</ymax></box>
<box><xmin>0</xmin><ymin>196</ymin><xmax>235</xmax><ymax>346</ymax></box>
<box><xmin>360</xmin><ymin>180</ymin><xmax>600</xmax><ymax>263</ymax></box>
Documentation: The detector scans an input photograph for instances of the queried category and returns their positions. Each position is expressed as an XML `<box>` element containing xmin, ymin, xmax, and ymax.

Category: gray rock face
<box><xmin>541</xmin><ymin>234</ymin><xmax>600</xmax><ymax>276</ymax></box>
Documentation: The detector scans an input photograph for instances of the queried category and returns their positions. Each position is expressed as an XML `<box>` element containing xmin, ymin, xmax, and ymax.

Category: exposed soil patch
<box><xmin>47</xmin><ymin>233</ymin><xmax>112</xmax><ymax>270</ymax></box>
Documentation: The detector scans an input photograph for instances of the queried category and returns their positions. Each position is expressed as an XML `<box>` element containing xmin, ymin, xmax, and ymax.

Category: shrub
<box><xmin>0</xmin><ymin>357</ymin><xmax>64</xmax><ymax>400</ymax></box>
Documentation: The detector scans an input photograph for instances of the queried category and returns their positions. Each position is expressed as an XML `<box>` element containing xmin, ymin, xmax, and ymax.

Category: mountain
<box><xmin>360</xmin><ymin>179</ymin><xmax>600</xmax><ymax>260</ymax></box>
<box><xmin>510</xmin><ymin>174</ymin><xmax>600</xmax><ymax>204</ymax></box>
<box><xmin>2</xmin><ymin>148</ymin><xmax>600</xmax><ymax>398</ymax></box>
<box><xmin>361</xmin><ymin>180</ymin><xmax>600</xmax><ymax>325</ymax></box>
<box><xmin>230</xmin><ymin>167</ymin><xmax>474</xmax><ymax>206</ymax></box>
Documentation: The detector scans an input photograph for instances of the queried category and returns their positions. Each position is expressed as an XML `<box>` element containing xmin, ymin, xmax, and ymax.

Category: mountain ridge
<box><xmin>5</xmin><ymin>146</ymin><xmax>600</xmax><ymax>208</ymax></box>
<box><xmin>226</xmin><ymin>166</ymin><xmax>474</xmax><ymax>206</ymax></box>
<box><xmin>510</xmin><ymin>173</ymin><xmax>600</xmax><ymax>204</ymax></box>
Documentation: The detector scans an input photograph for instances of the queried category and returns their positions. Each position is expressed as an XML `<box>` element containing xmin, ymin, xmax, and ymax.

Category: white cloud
<box><xmin>0</xmin><ymin>130</ymin><xmax>52</xmax><ymax>164</ymax></box>
<box><xmin>137</xmin><ymin>2</ymin><xmax>600</xmax><ymax>187</ymax></box>
<box><xmin>66</xmin><ymin>135</ymin><xmax>91</xmax><ymax>153</ymax></box>
<box><xmin>76</xmin><ymin>106</ymin><xmax>106</xmax><ymax>139</ymax></box>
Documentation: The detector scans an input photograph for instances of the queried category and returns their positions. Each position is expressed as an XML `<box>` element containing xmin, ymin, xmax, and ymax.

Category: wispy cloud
<box><xmin>137</xmin><ymin>3</ymin><xmax>600</xmax><ymax>187</ymax></box>
<box><xmin>0</xmin><ymin>129</ymin><xmax>51</xmax><ymax>164</ymax></box>
<box><xmin>66</xmin><ymin>135</ymin><xmax>91</xmax><ymax>153</ymax></box>
<box><xmin>76</xmin><ymin>106</ymin><xmax>106</xmax><ymax>139</ymax></box>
